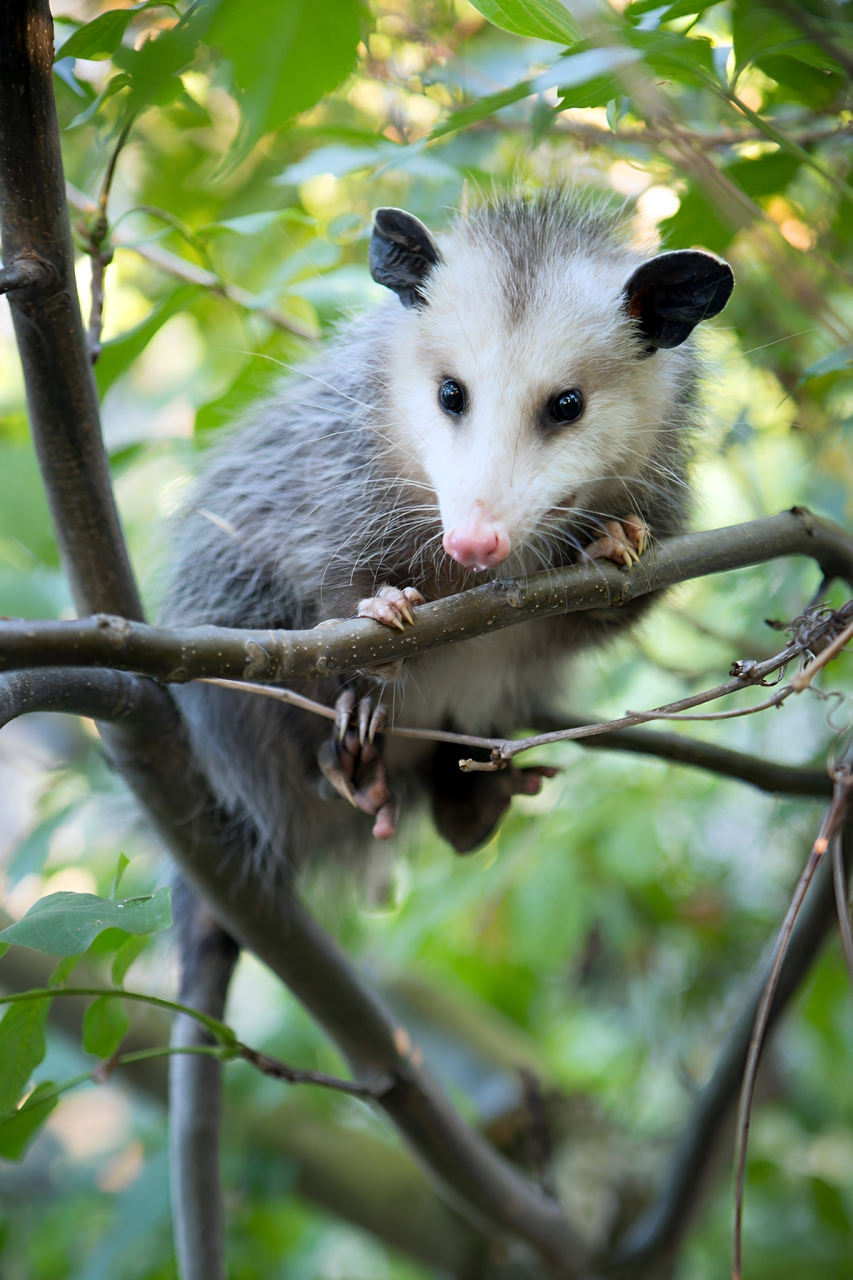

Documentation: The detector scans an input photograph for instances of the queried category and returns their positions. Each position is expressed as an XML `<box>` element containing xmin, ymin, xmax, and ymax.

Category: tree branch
<box><xmin>1</xmin><ymin>511</ymin><xmax>852</xmax><ymax>685</ymax></box>
<box><xmin>529</xmin><ymin>714</ymin><xmax>832</xmax><ymax>800</ymax></box>
<box><xmin>169</xmin><ymin>887</ymin><xmax>239</xmax><ymax>1280</ymax></box>
<box><xmin>0</xmin><ymin>7</ymin><xmax>588</xmax><ymax>1270</ymax></box>
<box><xmin>608</xmin><ymin>808</ymin><xmax>853</xmax><ymax>1275</ymax></box>
<box><xmin>0</xmin><ymin>666</ymin><xmax>157</xmax><ymax>730</ymax></box>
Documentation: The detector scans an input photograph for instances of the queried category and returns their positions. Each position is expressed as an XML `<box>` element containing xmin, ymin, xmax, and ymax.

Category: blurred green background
<box><xmin>1</xmin><ymin>0</ymin><xmax>852</xmax><ymax>1275</ymax></box>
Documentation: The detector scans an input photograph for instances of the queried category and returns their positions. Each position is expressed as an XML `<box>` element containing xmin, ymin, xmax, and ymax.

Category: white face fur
<box><xmin>377</xmin><ymin>216</ymin><xmax>699</xmax><ymax>574</ymax></box>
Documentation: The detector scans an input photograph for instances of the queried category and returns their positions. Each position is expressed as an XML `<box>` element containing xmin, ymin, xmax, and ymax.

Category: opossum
<box><xmin>166</xmin><ymin>189</ymin><xmax>733</xmax><ymax>867</ymax></box>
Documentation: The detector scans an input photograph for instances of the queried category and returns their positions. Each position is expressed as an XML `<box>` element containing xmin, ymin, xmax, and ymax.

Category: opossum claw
<box><xmin>317</xmin><ymin>737</ymin><xmax>359</xmax><ymax>807</ymax></box>
<box><xmin>368</xmin><ymin>702</ymin><xmax>387</xmax><ymax>744</ymax></box>
<box><xmin>357</xmin><ymin>697</ymin><xmax>372</xmax><ymax>746</ymax></box>
<box><xmin>357</xmin><ymin>583</ymin><xmax>425</xmax><ymax>631</ymax></box>
<box><xmin>335</xmin><ymin>689</ymin><xmax>357</xmax><ymax>741</ymax></box>
<box><xmin>582</xmin><ymin>515</ymin><xmax>648</xmax><ymax>568</ymax></box>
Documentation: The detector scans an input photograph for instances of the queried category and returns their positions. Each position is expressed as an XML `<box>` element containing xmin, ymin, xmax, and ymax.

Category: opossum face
<box><xmin>371</xmin><ymin>205</ymin><xmax>732</xmax><ymax>573</ymax></box>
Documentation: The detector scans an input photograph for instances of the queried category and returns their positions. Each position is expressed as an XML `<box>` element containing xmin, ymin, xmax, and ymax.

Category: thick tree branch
<box><xmin>0</xmin><ymin>2</ymin><xmax>142</xmax><ymax>620</ymax></box>
<box><xmin>1</xmin><ymin>511</ymin><xmax>852</xmax><ymax>685</ymax></box>
<box><xmin>169</xmin><ymin>889</ymin><xmax>239</xmax><ymax>1280</ymax></box>
<box><xmin>608</xmin><ymin>809</ymin><xmax>853</xmax><ymax>1275</ymax></box>
<box><xmin>0</xmin><ymin>666</ymin><xmax>157</xmax><ymax>730</ymax></box>
<box><xmin>0</xmin><ymin>5</ymin><xmax>587</xmax><ymax>1270</ymax></box>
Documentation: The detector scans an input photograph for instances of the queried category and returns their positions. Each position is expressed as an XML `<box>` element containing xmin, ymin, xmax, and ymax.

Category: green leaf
<box><xmin>95</xmin><ymin>284</ymin><xmax>200</xmax><ymax>397</ymax></box>
<box><xmin>0</xmin><ymin>943</ymin><xmax>8</xmax><ymax>961</ymax></box>
<box><xmin>469</xmin><ymin>0</ymin><xmax>581</xmax><ymax>44</ymax></box>
<box><xmin>205</xmin><ymin>0</ymin><xmax>363</xmax><ymax>149</ymax></box>
<box><xmin>55</xmin><ymin>9</ymin><xmax>136</xmax><ymax>62</ymax></box>
<box><xmin>111</xmin><ymin>934</ymin><xmax>149</xmax><ymax>988</ymax></box>
<box><xmin>111</xmin><ymin>853</ymin><xmax>131</xmax><ymax>899</ymax></box>
<box><xmin>797</xmin><ymin>346</ymin><xmax>853</xmax><ymax>388</ymax></box>
<box><xmin>0</xmin><ymin>888</ymin><xmax>172</xmax><ymax>956</ymax></box>
<box><xmin>433</xmin><ymin>47</ymin><xmax>639</xmax><ymax>138</ymax></box>
<box><xmin>48</xmin><ymin>955</ymin><xmax>80</xmax><ymax>987</ymax></box>
<box><xmin>757</xmin><ymin>54</ymin><xmax>845</xmax><ymax>108</ymax></box>
<box><xmin>67</xmin><ymin>72</ymin><xmax>132</xmax><ymax>128</ymax></box>
<box><xmin>83</xmin><ymin>996</ymin><xmax>130</xmax><ymax>1059</ymax></box>
<box><xmin>431</xmin><ymin>82</ymin><xmax>536</xmax><ymax>139</ymax></box>
<box><xmin>0</xmin><ymin>998</ymin><xmax>51</xmax><ymax>1116</ymax></box>
<box><xmin>205</xmin><ymin>211</ymin><xmax>285</xmax><ymax>236</ymax></box>
<box><xmin>725</xmin><ymin>151</ymin><xmax>800</xmax><ymax>198</ymax></box>
<box><xmin>55</xmin><ymin>3</ymin><xmax>177</xmax><ymax>63</ymax></box>
<box><xmin>658</xmin><ymin>185</ymin><xmax>737</xmax><ymax>255</ymax></box>
<box><xmin>5</xmin><ymin>803</ymin><xmax>76</xmax><ymax>888</ymax></box>
<box><xmin>0</xmin><ymin>1082</ymin><xmax>58</xmax><ymax>1161</ymax></box>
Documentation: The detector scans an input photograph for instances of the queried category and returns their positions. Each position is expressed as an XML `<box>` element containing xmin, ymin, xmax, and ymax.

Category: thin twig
<box><xmin>239</xmin><ymin>1044</ymin><xmax>393</xmax><ymax>1097</ymax></box>
<box><xmin>790</xmin><ymin>618</ymin><xmax>853</xmax><ymax>692</ymax></box>
<box><xmin>65</xmin><ymin>182</ymin><xmax>317</xmax><ymax>341</ymax></box>
<box><xmin>831</xmin><ymin>832</ymin><xmax>853</xmax><ymax>988</ymax></box>
<box><xmin>0</xmin><ymin>985</ymin><xmax>390</xmax><ymax>1100</ymax></box>
<box><xmin>78</xmin><ymin>116</ymin><xmax>135</xmax><ymax>363</ymax></box>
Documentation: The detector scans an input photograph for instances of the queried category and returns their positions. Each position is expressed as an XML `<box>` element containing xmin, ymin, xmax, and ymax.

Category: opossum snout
<box><xmin>443</xmin><ymin>512</ymin><xmax>511</xmax><ymax>573</ymax></box>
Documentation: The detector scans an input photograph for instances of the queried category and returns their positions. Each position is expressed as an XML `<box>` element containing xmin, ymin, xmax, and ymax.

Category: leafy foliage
<box><xmin>1</xmin><ymin>0</ymin><xmax>853</xmax><ymax>1276</ymax></box>
<box><xmin>0</xmin><ymin>890</ymin><xmax>172</xmax><ymax>956</ymax></box>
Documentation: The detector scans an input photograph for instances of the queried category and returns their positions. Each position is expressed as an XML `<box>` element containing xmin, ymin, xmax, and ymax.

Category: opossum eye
<box><xmin>438</xmin><ymin>379</ymin><xmax>466</xmax><ymax>416</ymax></box>
<box><xmin>548</xmin><ymin>389</ymin><xmax>585</xmax><ymax>426</ymax></box>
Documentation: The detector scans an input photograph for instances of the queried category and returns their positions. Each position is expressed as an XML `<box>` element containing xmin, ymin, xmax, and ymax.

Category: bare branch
<box><xmin>0</xmin><ymin>255</ymin><xmax>55</xmax><ymax>294</ymax></box>
<box><xmin>169</xmin><ymin>887</ymin><xmax>238</xmax><ymax>1280</ymax></box>
<box><xmin>0</xmin><ymin>666</ymin><xmax>157</xmax><ymax>731</ymax></box>
<box><xmin>1</xmin><ymin>512</ymin><xmax>852</xmax><ymax>687</ymax></box>
<box><xmin>610</xmin><ymin>807</ymin><xmax>853</xmax><ymax>1275</ymax></box>
<box><xmin>0</xmin><ymin>4</ymin><xmax>142</xmax><ymax>620</ymax></box>
<box><xmin>1</xmin><ymin>8</ymin><xmax>586</xmax><ymax>1268</ymax></box>
<box><xmin>732</xmin><ymin>758</ymin><xmax>853</xmax><ymax>1280</ymax></box>
<box><xmin>527</xmin><ymin>713</ymin><xmax>832</xmax><ymax>800</ymax></box>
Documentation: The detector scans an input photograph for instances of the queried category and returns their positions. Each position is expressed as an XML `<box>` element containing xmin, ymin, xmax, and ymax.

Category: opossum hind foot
<box><xmin>357</xmin><ymin>584</ymin><xmax>425</xmax><ymax>631</ymax></box>
<box><xmin>582</xmin><ymin>515</ymin><xmax>648</xmax><ymax>568</ymax></box>
<box><xmin>318</xmin><ymin>692</ymin><xmax>397</xmax><ymax>839</ymax></box>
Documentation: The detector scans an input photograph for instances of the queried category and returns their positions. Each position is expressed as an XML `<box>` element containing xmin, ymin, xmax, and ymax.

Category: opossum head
<box><xmin>370</xmin><ymin>195</ymin><xmax>733</xmax><ymax>574</ymax></box>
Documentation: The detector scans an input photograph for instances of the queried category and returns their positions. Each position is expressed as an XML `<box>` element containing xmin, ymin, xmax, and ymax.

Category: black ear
<box><xmin>623</xmin><ymin>249</ymin><xmax>734</xmax><ymax>353</ymax></box>
<box><xmin>369</xmin><ymin>207</ymin><xmax>440</xmax><ymax>308</ymax></box>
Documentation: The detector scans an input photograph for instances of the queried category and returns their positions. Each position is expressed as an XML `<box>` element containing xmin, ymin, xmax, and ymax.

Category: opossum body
<box><xmin>167</xmin><ymin>190</ymin><xmax>733</xmax><ymax>868</ymax></box>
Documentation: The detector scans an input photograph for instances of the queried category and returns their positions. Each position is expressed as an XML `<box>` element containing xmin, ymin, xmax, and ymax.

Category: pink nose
<box><xmin>443</xmin><ymin>516</ymin><xmax>511</xmax><ymax>572</ymax></box>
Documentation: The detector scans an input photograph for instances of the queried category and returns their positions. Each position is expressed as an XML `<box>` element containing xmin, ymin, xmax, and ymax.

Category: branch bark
<box><xmin>0</xmin><ymin>13</ymin><xmax>589</xmax><ymax>1268</ymax></box>
<box><xmin>1</xmin><ymin>510</ymin><xmax>852</xmax><ymax>685</ymax></box>
<box><xmin>0</xmin><ymin>2</ymin><xmax>142</xmax><ymax>620</ymax></box>
<box><xmin>169</xmin><ymin>887</ymin><xmax>239</xmax><ymax>1280</ymax></box>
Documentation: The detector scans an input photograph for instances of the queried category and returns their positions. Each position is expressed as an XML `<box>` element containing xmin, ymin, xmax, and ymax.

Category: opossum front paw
<box><xmin>317</xmin><ymin>691</ymin><xmax>397</xmax><ymax>839</ymax></box>
<box><xmin>581</xmin><ymin>515</ymin><xmax>648</xmax><ymax>568</ymax></box>
<box><xmin>357</xmin><ymin>584</ymin><xmax>425</xmax><ymax>631</ymax></box>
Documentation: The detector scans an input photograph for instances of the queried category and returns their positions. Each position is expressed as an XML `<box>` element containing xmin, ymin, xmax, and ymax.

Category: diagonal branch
<box><xmin>0</xmin><ymin>11</ymin><xmax>589</xmax><ymax>1266</ymax></box>
<box><xmin>608</xmin><ymin>808</ymin><xmax>853</xmax><ymax>1275</ymax></box>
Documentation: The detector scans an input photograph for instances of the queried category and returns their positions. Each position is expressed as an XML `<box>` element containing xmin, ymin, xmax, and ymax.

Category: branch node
<box><xmin>0</xmin><ymin>254</ymin><xmax>57</xmax><ymax>297</ymax></box>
